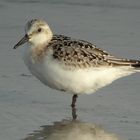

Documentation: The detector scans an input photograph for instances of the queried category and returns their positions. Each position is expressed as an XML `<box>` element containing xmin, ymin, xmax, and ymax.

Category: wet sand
<box><xmin>0</xmin><ymin>0</ymin><xmax>140</xmax><ymax>140</ymax></box>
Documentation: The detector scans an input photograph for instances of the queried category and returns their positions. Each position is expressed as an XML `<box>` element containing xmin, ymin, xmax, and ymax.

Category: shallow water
<box><xmin>0</xmin><ymin>0</ymin><xmax>140</xmax><ymax>140</ymax></box>
<box><xmin>22</xmin><ymin>119</ymin><xmax>120</xmax><ymax>140</ymax></box>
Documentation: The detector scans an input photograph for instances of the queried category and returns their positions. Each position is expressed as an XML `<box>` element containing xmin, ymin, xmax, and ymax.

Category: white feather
<box><xmin>21</xmin><ymin>19</ymin><xmax>138</xmax><ymax>95</ymax></box>
<box><xmin>23</xmin><ymin>48</ymin><xmax>136</xmax><ymax>95</ymax></box>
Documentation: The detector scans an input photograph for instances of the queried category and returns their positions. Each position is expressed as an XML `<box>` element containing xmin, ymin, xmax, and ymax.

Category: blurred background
<box><xmin>0</xmin><ymin>0</ymin><xmax>140</xmax><ymax>140</ymax></box>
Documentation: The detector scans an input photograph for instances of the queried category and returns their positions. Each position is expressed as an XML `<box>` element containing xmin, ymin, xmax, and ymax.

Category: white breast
<box><xmin>23</xmin><ymin>46</ymin><xmax>135</xmax><ymax>95</ymax></box>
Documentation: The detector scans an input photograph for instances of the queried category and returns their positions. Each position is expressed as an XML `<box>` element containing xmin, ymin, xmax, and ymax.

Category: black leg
<box><xmin>71</xmin><ymin>94</ymin><xmax>78</xmax><ymax>120</ymax></box>
<box><xmin>72</xmin><ymin>106</ymin><xmax>77</xmax><ymax>120</ymax></box>
<box><xmin>71</xmin><ymin>94</ymin><xmax>78</xmax><ymax>108</ymax></box>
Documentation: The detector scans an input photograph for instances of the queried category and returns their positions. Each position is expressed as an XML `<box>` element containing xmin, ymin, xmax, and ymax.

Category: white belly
<box><xmin>23</xmin><ymin>48</ymin><xmax>135</xmax><ymax>95</ymax></box>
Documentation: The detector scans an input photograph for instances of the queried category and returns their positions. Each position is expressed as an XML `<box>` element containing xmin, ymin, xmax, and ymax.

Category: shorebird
<box><xmin>14</xmin><ymin>19</ymin><xmax>140</xmax><ymax>108</ymax></box>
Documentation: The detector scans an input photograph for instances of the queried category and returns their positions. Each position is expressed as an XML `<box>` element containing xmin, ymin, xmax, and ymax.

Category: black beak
<box><xmin>13</xmin><ymin>34</ymin><xmax>29</xmax><ymax>49</ymax></box>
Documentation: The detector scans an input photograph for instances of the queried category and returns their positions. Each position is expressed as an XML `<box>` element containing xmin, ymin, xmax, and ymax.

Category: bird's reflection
<box><xmin>71</xmin><ymin>105</ymin><xmax>77</xmax><ymax>120</ymax></box>
<box><xmin>23</xmin><ymin>119</ymin><xmax>119</xmax><ymax>140</ymax></box>
<box><xmin>22</xmin><ymin>108</ymin><xmax>120</xmax><ymax>140</ymax></box>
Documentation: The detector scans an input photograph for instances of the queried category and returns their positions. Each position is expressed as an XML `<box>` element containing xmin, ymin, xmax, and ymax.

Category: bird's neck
<box><xmin>29</xmin><ymin>35</ymin><xmax>53</xmax><ymax>63</ymax></box>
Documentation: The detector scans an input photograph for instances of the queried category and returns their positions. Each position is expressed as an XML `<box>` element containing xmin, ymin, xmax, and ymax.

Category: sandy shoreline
<box><xmin>0</xmin><ymin>1</ymin><xmax>140</xmax><ymax>140</ymax></box>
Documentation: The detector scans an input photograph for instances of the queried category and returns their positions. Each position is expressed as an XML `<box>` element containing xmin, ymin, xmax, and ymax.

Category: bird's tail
<box><xmin>107</xmin><ymin>56</ymin><xmax>140</xmax><ymax>69</ymax></box>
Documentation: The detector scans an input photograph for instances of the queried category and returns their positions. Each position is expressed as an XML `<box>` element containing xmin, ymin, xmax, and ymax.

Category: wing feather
<box><xmin>48</xmin><ymin>35</ymin><xmax>140</xmax><ymax>68</ymax></box>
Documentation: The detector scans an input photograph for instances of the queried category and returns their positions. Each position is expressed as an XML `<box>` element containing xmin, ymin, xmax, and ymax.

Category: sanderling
<box><xmin>13</xmin><ymin>19</ymin><xmax>140</xmax><ymax>108</ymax></box>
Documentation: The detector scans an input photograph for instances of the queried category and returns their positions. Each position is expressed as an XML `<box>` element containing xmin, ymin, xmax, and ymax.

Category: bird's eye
<box><xmin>37</xmin><ymin>28</ymin><xmax>42</xmax><ymax>32</ymax></box>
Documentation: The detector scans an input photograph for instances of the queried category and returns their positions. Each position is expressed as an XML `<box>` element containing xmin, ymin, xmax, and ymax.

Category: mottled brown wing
<box><xmin>49</xmin><ymin>35</ymin><xmax>140</xmax><ymax>68</ymax></box>
<box><xmin>49</xmin><ymin>35</ymin><xmax>112</xmax><ymax>68</ymax></box>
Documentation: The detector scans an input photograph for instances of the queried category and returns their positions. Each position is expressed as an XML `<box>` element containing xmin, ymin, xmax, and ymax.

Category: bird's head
<box><xmin>13</xmin><ymin>19</ymin><xmax>53</xmax><ymax>49</ymax></box>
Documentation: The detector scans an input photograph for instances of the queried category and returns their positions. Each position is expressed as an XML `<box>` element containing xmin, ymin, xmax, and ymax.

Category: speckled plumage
<box><xmin>44</xmin><ymin>34</ymin><xmax>140</xmax><ymax>69</ymax></box>
<box><xmin>14</xmin><ymin>19</ymin><xmax>140</xmax><ymax>97</ymax></box>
